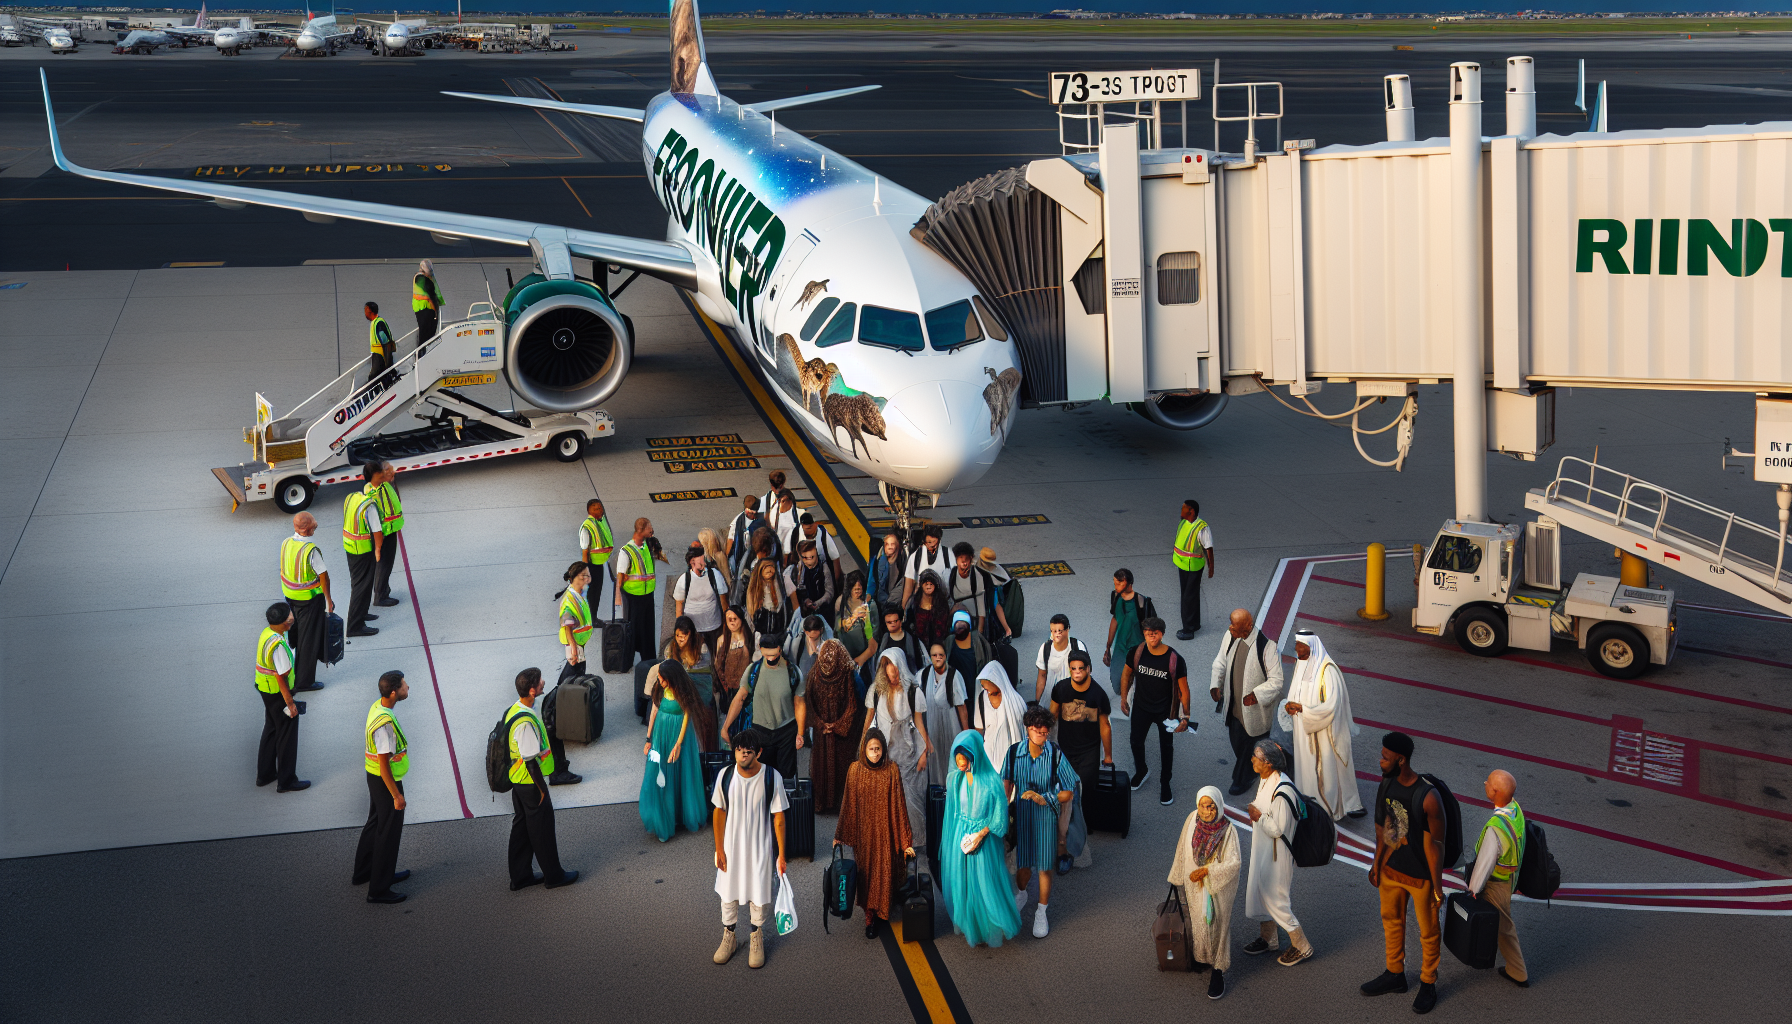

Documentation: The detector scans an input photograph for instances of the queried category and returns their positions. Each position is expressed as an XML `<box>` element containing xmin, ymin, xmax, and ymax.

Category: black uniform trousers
<box><xmin>414</xmin><ymin>308</ymin><xmax>438</xmax><ymax>344</ymax></box>
<box><xmin>354</xmin><ymin>773</ymin><xmax>405</xmax><ymax>894</ymax></box>
<box><xmin>289</xmin><ymin>594</ymin><xmax>325</xmax><ymax>690</ymax></box>
<box><xmin>346</xmin><ymin>550</ymin><xmax>376</xmax><ymax>631</ymax></box>
<box><xmin>509</xmin><ymin>774</ymin><xmax>567</xmax><ymax>886</ymax></box>
<box><xmin>368</xmin><ymin>351</ymin><xmax>392</xmax><ymax>387</ymax></box>
<box><xmin>1178</xmin><ymin>567</ymin><xmax>1203</xmax><ymax>633</ymax></box>
<box><xmin>1128</xmin><ymin>710</ymin><xmax>1176</xmax><ymax>788</ymax></box>
<box><xmin>374</xmin><ymin>530</ymin><xmax>401</xmax><ymax>602</ymax></box>
<box><xmin>256</xmin><ymin>689</ymin><xmax>299</xmax><ymax>787</ymax></box>
<box><xmin>1226</xmin><ymin>714</ymin><xmax>1261</xmax><ymax>793</ymax></box>
<box><xmin>584</xmin><ymin>560</ymin><xmax>607</xmax><ymax>614</ymax></box>
<box><xmin>623</xmin><ymin>590</ymin><xmax>656</xmax><ymax>663</ymax></box>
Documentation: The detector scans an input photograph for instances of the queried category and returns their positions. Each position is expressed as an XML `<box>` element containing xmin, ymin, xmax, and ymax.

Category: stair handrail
<box><xmin>280</xmin><ymin>323</ymin><xmax>422</xmax><ymax>426</ymax></box>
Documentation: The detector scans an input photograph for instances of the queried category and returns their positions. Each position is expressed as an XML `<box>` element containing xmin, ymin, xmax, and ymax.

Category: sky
<box><xmin>29</xmin><ymin>3</ymin><xmax>1783</xmax><ymax>15</ymax></box>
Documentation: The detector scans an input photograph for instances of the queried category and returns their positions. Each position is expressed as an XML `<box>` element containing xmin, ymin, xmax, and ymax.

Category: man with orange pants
<box><xmin>1363</xmin><ymin>732</ymin><xmax>1446</xmax><ymax>1015</ymax></box>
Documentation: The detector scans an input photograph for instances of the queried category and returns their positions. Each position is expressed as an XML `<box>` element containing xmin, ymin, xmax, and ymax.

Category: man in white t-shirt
<box><xmin>764</xmin><ymin>488</ymin><xmax>798</xmax><ymax>563</ymax></box>
<box><xmin>1034</xmin><ymin>613</ymin><xmax>1087</xmax><ymax>702</ymax></box>
<box><xmin>786</xmin><ymin>512</ymin><xmax>842</xmax><ymax>583</ymax></box>
<box><xmin>901</xmin><ymin>523</ymin><xmax>951</xmax><ymax>608</ymax></box>
<box><xmin>674</xmin><ymin>543</ymin><xmax>729</xmax><ymax>655</ymax></box>
<box><xmin>713</xmin><ymin>726</ymin><xmax>789</xmax><ymax>970</ymax></box>
<box><xmin>355</xmin><ymin>669</ymin><xmax>411</xmax><ymax>904</ymax></box>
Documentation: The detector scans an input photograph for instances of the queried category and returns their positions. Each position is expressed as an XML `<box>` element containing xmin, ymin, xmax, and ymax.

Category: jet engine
<box><xmin>501</xmin><ymin>277</ymin><xmax>633</xmax><ymax>413</ymax></box>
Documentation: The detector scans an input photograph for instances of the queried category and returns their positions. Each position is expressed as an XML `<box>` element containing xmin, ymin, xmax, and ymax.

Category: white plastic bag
<box><xmin>774</xmin><ymin>872</ymin><xmax>798</xmax><ymax>935</ymax></box>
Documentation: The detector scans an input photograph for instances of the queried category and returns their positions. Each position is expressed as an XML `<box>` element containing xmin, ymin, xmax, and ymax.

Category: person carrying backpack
<box><xmin>1363</xmin><ymin>732</ymin><xmax>1447</xmax><ymax>1014</ymax></box>
<box><xmin>1242</xmin><ymin>739</ymin><xmax>1314</xmax><ymax>967</ymax></box>
<box><xmin>1103</xmin><ymin>568</ymin><xmax>1154</xmax><ymax>695</ymax></box>
<box><xmin>1467</xmin><ymin>769</ymin><xmax>1529</xmax><ymax>989</ymax></box>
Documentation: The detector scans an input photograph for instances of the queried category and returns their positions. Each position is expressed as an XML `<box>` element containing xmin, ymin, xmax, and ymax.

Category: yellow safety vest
<box><xmin>411</xmin><ymin>273</ymin><xmax>440</xmax><ymax>313</ymax></box>
<box><xmin>364</xmin><ymin>699</ymin><xmax>410</xmax><ymax>779</ymax></box>
<box><xmin>505</xmin><ymin>701</ymin><xmax>555</xmax><ymax>783</ymax></box>
<box><xmin>1173</xmin><ymin>518</ymin><xmax>1208</xmax><ymax>571</ymax></box>
<box><xmin>580</xmin><ymin>515</ymin><xmax>614</xmax><ymax>567</ymax></box>
<box><xmin>619</xmin><ymin>542</ymin><xmax>656</xmax><ymax>596</ymax></box>
<box><xmin>254</xmin><ymin>626</ymin><xmax>293</xmax><ymax>694</ymax></box>
<box><xmin>370</xmin><ymin>480</ymin><xmax>405</xmax><ymax>534</ymax></box>
<box><xmin>369</xmin><ymin>316</ymin><xmax>394</xmax><ymax>356</ymax></box>
<box><xmin>342</xmin><ymin>490</ymin><xmax>375</xmax><ymax>555</ymax></box>
<box><xmin>559</xmin><ymin>589</ymin><xmax>594</xmax><ymax>647</ymax></box>
<box><xmin>280</xmin><ymin>537</ymin><xmax>323</xmax><ymax>600</ymax></box>
<box><xmin>1477</xmin><ymin>801</ymin><xmax>1527</xmax><ymax>882</ymax></box>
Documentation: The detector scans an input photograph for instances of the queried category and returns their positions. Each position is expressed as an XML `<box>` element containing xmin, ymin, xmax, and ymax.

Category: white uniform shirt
<box><xmin>906</xmin><ymin>543</ymin><xmax>951</xmax><ymax>583</ymax></box>
<box><xmin>359</xmin><ymin>501</ymin><xmax>382</xmax><ymax>544</ymax></box>
<box><xmin>268</xmin><ymin>638</ymin><xmax>294</xmax><ymax>677</ymax></box>
<box><xmin>371</xmin><ymin>717</ymin><xmax>398</xmax><ymax>755</ymax></box>
<box><xmin>674</xmin><ymin>567</ymin><xmax>726</xmax><ymax>633</ymax></box>
<box><xmin>511</xmin><ymin>706</ymin><xmax>544</xmax><ymax>760</ymax></box>
<box><xmin>290</xmin><ymin>533</ymin><xmax>328</xmax><ymax>577</ymax></box>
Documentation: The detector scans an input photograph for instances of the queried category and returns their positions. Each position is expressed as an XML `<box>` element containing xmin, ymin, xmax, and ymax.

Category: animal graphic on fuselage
<box><xmin>669</xmin><ymin>0</ymin><xmax>702</xmax><ymax>94</ymax></box>
<box><xmin>796</xmin><ymin>279</ymin><xmax>829</xmax><ymax>308</ymax></box>
<box><xmin>779</xmin><ymin>333</ymin><xmax>837</xmax><ymax>415</ymax></box>
<box><xmin>823</xmin><ymin>392</ymin><xmax>887</xmax><ymax>460</ymax></box>
<box><xmin>983</xmin><ymin>366</ymin><xmax>1022</xmax><ymax>440</ymax></box>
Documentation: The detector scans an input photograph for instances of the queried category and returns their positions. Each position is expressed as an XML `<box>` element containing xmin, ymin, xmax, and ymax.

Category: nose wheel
<box><xmin>877</xmin><ymin>481</ymin><xmax>928</xmax><ymax>550</ymax></box>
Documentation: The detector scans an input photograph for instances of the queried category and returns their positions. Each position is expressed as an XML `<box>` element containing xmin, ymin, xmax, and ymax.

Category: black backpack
<box><xmin>1273</xmin><ymin>782</ymin><xmax>1337</xmax><ymax>867</ymax></box>
<box><xmin>1516</xmin><ymin>820</ymin><xmax>1562</xmax><ymax>900</ymax></box>
<box><xmin>485</xmin><ymin>708</ymin><xmax>528</xmax><ymax>794</ymax></box>
<box><xmin>822</xmin><ymin>845</ymin><xmax>857</xmax><ymax>933</ymax></box>
<box><xmin>1377</xmin><ymin>773</ymin><xmax>1465</xmax><ymax>869</ymax></box>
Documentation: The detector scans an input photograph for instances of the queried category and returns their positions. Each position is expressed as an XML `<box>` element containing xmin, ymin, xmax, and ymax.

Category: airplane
<box><xmin>358</xmin><ymin>13</ymin><xmax>441</xmax><ymax>56</ymax></box>
<box><xmin>39</xmin><ymin>26</ymin><xmax>77</xmax><ymax>53</ymax></box>
<box><xmin>10</xmin><ymin>16</ymin><xmax>80</xmax><ymax>53</ymax></box>
<box><xmin>114</xmin><ymin>29</ymin><xmax>171</xmax><ymax>55</ymax></box>
<box><xmin>262</xmin><ymin>9</ymin><xmax>352</xmax><ymax>56</ymax></box>
<box><xmin>35</xmin><ymin>0</ymin><xmax>1024</xmax><ymax>523</ymax></box>
<box><xmin>164</xmin><ymin>5</ymin><xmax>258</xmax><ymax>55</ymax></box>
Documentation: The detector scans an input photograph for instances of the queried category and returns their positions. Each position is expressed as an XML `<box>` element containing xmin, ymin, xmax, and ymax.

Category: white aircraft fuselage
<box><xmin>44</xmin><ymin>28</ymin><xmax>76</xmax><ymax>52</ymax></box>
<box><xmin>642</xmin><ymin>91</ymin><xmax>1020</xmax><ymax>496</ymax></box>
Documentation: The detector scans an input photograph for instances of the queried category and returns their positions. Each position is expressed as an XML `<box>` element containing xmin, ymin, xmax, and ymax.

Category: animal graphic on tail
<box><xmin>824</xmin><ymin>392</ymin><xmax>887</xmax><ymax>460</ymax></box>
<box><xmin>983</xmin><ymin>366</ymin><xmax>1022</xmax><ymax>440</ymax></box>
<box><xmin>780</xmin><ymin>333</ymin><xmax>837</xmax><ymax>415</ymax></box>
<box><xmin>796</xmin><ymin>279</ymin><xmax>830</xmax><ymax>308</ymax></box>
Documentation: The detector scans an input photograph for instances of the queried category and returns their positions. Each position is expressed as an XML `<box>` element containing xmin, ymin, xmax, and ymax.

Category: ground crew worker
<box><xmin>343</xmin><ymin>462</ymin><xmax>386</xmax><ymax>638</ymax></box>
<box><xmin>368</xmin><ymin>460</ymin><xmax>404</xmax><ymax>608</ymax></box>
<box><xmin>365</xmin><ymin>301</ymin><xmax>396</xmax><ymax>384</ymax></box>
<box><xmin>1468</xmin><ymin>769</ymin><xmax>1529</xmax><ymax>988</ymax></box>
<box><xmin>412</xmin><ymin>259</ymin><xmax>443</xmax><ymax>343</ymax></box>
<box><xmin>354</xmin><ymin>669</ymin><xmax>411</xmax><ymax>903</ymax></box>
<box><xmin>579</xmin><ymin>497</ymin><xmax>615</xmax><ymax>611</ymax></box>
<box><xmin>281</xmin><ymin>512</ymin><xmax>333</xmax><ymax>693</ymax></box>
<box><xmin>505</xmin><ymin>667</ymin><xmax>579</xmax><ymax>892</ymax></box>
<box><xmin>1172</xmin><ymin>499</ymin><xmax>1215</xmax><ymax>640</ymax></box>
<box><xmin>254</xmin><ymin>602</ymin><xmax>308</xmax><ymax>792</ymax></box>
<box><xmin>616</xmin><ymin>517</ymin><xmax>663</xmax><ymax>665</ymax></box>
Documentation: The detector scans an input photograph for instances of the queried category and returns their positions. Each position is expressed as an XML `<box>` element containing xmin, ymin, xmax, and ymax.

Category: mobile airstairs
<box><xmin>212</xmin><ymin>299</ymin><xmax>613</xmax><ymax>513</ymax></box>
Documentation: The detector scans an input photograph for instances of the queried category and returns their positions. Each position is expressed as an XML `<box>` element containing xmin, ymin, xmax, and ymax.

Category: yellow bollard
<box><xmin>1359</xmin><ymin>542</ymin><xmax>1391</xmax><ymax>621</ymax></box>
<box><xmin>1617</xmin><ymin>547</ymin><xmax>1650</xmax><ymax>588</ymax></box>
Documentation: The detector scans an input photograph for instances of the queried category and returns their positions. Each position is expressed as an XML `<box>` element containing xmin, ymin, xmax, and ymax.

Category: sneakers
<box><xmin>1412</xmin><ymin>982</ymin><xmax>1438</xmax><ymax>1014</ymax></box>
<box><xmin>748</xmin><ymin>925</ymin><xmax>766</xmax><ymax>968</ymax></box>
<box><xmin>1129</xmin><ymin>767</ymin><xmax>1150</xmax><ymax>791</ymax></box>
<box><xmin>1361</xmin><ymin>970</ymin><xmax>1410</xmax><ymax>996</ymax></box>
<box><xmin>1160</xmin><ymin>786</ymin><xmax>1175</xmax><ymax>806</ymax></box>
<box><xmin>1242</xmin><ymin>937</ymin><xmax>1274</xmax><ymax>956</ymax></box>
<box><xmin>1277</xmin><ymin>944</ymin><xmax>1313</xmax><ymax>967</ymax></box>
<box><xmin>1014</xmin><ymin>888</ymin><xmax>1028</xmax><ymax>916</ymax></box>
<box><xmin>713</xmin><ymin>927</ymin><xmax>737</xmax><ymax>964</ymax></box>
<box><xmin>1207</xmin><ymin>969</ymin><xmax>1225</xmax><ymax>1000</ymax></box>
<box><xmin>1032</xmin><ymin>904</ymin><xmax>1049</xmax><ymax>939</ymax></box>
<box><xmin>548</xmin><ymin>770</ymin><xmax>583</xmax><ymax>786</ymax></box>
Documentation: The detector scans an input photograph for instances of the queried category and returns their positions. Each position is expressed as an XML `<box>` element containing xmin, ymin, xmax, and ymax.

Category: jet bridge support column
<box><xmin>1450</xmin><ymin>62</ymin><xmax>1488</xmax><ymax>523</ymax></box>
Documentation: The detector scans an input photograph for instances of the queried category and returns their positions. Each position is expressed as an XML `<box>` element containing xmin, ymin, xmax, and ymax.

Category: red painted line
<box><xmin>1679</xmin><ymin>645</ymin><xmax>1792</xmax><ymax>671</ymax></box>
<box><xmin>1697</xmin><ymin>739</ymin><xmax>1792</xmax><ymax>770</ymax></box>
<box><xmin>1342</xmin><ymin>665</ymin><xmax>1612</xmax><ymax>726</ymax></box>
<box><xmin>1679</xmin><ymin>601</ymin><xmax>1792</xmax><ymax>624</ymax></box>
<box><xmin>1312</xmin><ymin>574</ymin><xmax>1366</xmax><ymax>589</ymax></box>
<box><xmin>397</xmin><ymin>533</ymin><xmax>474</xmax><ymax>819</ymax></box>
<box><xmin>1299</xmin><ymin>611</ymin><xmax>1792</xmax><ymax>717</ymax></box>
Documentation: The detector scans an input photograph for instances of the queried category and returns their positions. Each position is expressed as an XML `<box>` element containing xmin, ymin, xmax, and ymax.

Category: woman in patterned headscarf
<box><xmin>1169</xmin><ymin>785</ymin><xmax>1243</xmax><ymax>999</ymax></box>
<box><xmin>804</xmin><ymin>638</ymin><xmax>858</xmax><ymax>814</ymax></box>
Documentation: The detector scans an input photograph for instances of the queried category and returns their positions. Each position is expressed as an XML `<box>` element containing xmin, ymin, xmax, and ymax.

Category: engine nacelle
<box><xmin>502</xmin><ymin>277</ymin><xmax>632</xmax><ymax>413</ymax></box>
<box><xmin>1132</xmin><ymin>392</ymin><xmax>1229</xmax><ymax>431</ymax></box>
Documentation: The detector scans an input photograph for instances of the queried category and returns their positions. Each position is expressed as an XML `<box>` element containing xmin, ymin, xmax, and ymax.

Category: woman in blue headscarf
<box><xmin>940</xmin><ymin>730</ymin><xmax>1022</xmax><ymax>947</ymax></box>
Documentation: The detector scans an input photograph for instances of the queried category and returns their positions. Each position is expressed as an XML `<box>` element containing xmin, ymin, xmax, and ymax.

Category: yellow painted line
<box><xmin>686</xmin><ymin>302</ymin><xmax>872</xmax><ymax>562</ymax></box>
<box><xmin>889</xmin><ymin>919</ymin><xmax>955</xmax><ymax>1024</ymax></box>
<box><xmin>562</xmin><ymin>177</ymin><xmax>593</xmax><ymax>217</ymax></box>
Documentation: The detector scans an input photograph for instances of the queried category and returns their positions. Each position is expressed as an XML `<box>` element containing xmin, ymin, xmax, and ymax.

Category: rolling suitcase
<box><xmin>1153</xmin><ymin>885</ymin><xmax>1194</xmax><ymax>971</ymax></box>
<box><xmin>783</xmin><ymin>773</ymin><xmax>816</xmax><ymax>861</ymax></box>
<box><xmin>899</xmin><ymin>854</ymin><xmax>935</xmax><ymax>943</ymax></box>
<box><xmin>1085</xmin><ymin>764</ymin><xmax>1132</xmax><ymax>838</ymax></box>
<box><xmin>701</xmin><ymin>750</ymin><xmax>731</xmax><ymax>802</ymax></box>
<box><xmin>925</xmin><ymin>783</ymin><xmax>947</xmax><ymax>886</ymax></box>
<box><xmin>1444</xmin><ymin>892</ymin><xmax>1500</xmax><ymax>969</ymax></box>
<box><xmin>322</xmin><ymin>611</ymin><xmax>345</xmax><ymax>666</ymax></box>
<box><xmin>602</xmin><ymin>617</ymin><xmax>633</xmax><ymax>674</ymax></box>
<box><xmin>551</xmin><ymin>674</ymin><xmax>603</xmax><ymax>744</ymax></box>
<box><xmin>634</xmin><ymin>659</ymin><xmax>659</xmax><ymax>725</ymax></box>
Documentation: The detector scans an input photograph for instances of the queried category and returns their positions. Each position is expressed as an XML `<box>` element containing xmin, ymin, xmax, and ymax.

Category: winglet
<box><xmin>441</xmin><ymin>91</ymin><xmax>645</xmax><ymax>123</ymax></box>
<box><xmin>39</xmin><ymin>68</ymin><xmax>74</xmax><ymax>173</ymax></box>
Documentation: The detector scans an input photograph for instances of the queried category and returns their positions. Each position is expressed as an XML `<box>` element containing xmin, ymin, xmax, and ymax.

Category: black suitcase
<box><xmin>1444</xmin><ymin>892</ymin><xmax>1499</xmax><ymax>969</ymax></box>
<box><xmin>602</xmin><ymin>618</ymin><xmax>633</xmax><ymax>674</ymax></box>
<box><xmin>550</xmin><ymin>674</ymin><xmax>603</xmax><ymax>744</ymax></box>
<box><xmin>783</xmin><ymin>774</ymin><xmax>816</xmax><ymax>861</ymax></box>
<box><xmin>1085</xmin><ymin>763</ymin><xmax>1132</xmax><ymax>838</ymax></box>
<box><xmin>634</xmin><ymin>659</ymin><xmax>659</xmax><ymax>724</ymax></box>
<box><xmin>925</xmin><ymin>783</ymin><xmax>947</xmax><ymax>886</ymax></box>
<box><xmin>701</xmin><ymin>750</ymin><xmax>731</xmax><ymax>802</ymax></box>
<box><xmin>899</xmin><ymin>853</ymin><xmax>935</xmax><ymax>943</ymax></box>
<box><xmin>322</xmin><ymin>611</ymin><xmax>345</xmax><ymax>665</ymax></box>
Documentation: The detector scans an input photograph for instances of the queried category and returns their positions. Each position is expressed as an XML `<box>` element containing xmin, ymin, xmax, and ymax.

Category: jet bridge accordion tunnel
<box><xmin>914</xmin><ymin>80</ymin><xmax>1792</xmax><ymax>454</ymax></box>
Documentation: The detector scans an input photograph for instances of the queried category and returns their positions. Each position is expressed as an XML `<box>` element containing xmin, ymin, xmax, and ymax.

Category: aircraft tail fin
<box><xmin>195</xmin><ymin>3</ymin><xmax>206</xmax><ymax>30</ymax></box>
<box><xmin>669</xmin><ymin>0</ymin><xmax>717</xmax><ymax>97</ymax></box>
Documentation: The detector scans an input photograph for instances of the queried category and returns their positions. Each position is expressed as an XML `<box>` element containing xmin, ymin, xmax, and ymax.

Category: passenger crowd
<box><xmin>253</xmin><ymin>466</ymin><xmax>1537</xmax><ymax>1008</ymax></box>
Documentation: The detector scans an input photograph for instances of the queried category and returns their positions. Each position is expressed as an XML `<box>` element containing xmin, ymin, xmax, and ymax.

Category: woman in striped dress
<box><xmin>999</xmin><ymin>706</ymin><xmax>1082</xmax><ymax>939</ymax></box>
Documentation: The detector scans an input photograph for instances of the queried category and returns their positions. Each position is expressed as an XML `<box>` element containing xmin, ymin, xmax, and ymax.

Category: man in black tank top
<box><xmin>1363</xmin><ymin>732</ymin><xmax>1447</xmax><ymax>1014</ymax></box>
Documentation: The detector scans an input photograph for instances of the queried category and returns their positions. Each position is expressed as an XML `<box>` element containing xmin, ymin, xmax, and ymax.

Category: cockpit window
<box><xmin>925</xmin><ymin>300</ymin><xmax>984</xmax><ymax>351</ymax></box>
<box><xmin>800</xmin><ymin>297</ymin><xmax>840</xmax><ymax>341</ymax></box>
<box><xmin>858</xmin><ymin>305</ymin><xmax>924</xmax><ymax>351</ymax></box>
<box><xmin>971</xmin><ymin>296</ymin><xmax>1009</xmax><ymax>341</ymax></box>
<box><xmin>814</xmin><ymin>302</ymin><xmax>856</xmax><ymax>348</ymax></box>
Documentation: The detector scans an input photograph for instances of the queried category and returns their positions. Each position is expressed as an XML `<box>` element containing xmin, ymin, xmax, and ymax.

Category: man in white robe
<box><xmin>1243</xmin><ymin>738</ymin><xmax>1313</xmax><ymax>965</ymax></box>
<box><xmin>712</xmin><ymin>728</ymin><xmax>788</xmax><ymax>969</ymax></box>
<box><xmin>1277</xmin><ymin>630</ymin><xmax>1365</xmax><ymax>819</ymax></box>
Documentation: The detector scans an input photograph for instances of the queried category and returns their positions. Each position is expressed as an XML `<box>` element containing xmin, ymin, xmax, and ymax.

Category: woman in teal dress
<box><xmin>940</xmin><ymin>730</ymin><xmax>1022</xmax><ymax>947</ymax></box>
<box><xmin>639</xmin><ymin>660</ymin><xmax>708</xmax><ymax>842</ymax></box>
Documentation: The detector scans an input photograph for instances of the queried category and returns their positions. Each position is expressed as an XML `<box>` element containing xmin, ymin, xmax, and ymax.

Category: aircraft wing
<box><xmin>38</xmin><ymin>71</ymin><xmax>697</xmax><ymax>289</ymax></box>
<box><xmin>440</xmin><ymin>91</ymin><xmax>645</xmax><ymax>123</ymax></box>
<box><xmin>745</xmin><ymin>84</ymin><xmax>881</xmax><ymax>113</ymax></box>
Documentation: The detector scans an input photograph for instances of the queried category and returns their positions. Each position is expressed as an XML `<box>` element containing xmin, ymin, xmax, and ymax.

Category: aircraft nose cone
<box><xmin>881</xmin><ymin>378</ymin><xmax>1006</xmax><ymax>493</ymax></box>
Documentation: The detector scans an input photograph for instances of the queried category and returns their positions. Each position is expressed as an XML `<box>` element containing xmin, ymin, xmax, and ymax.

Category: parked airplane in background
<box><xmin>7</xmin><ymin>15</ymin><xmax>80</xmax><ymax>52</ymax></box>
<box><xmin>164</xmin><ymin>5</ymin><xmax>258</xmax><ymax>55</ymax></box>
<box><xmin>36</xmin><ymin>0</ymin><xmax>1022</xmax><ymax>514</ymax></box>
<box><xmin>263</xmin><ymin>10</ymin><xmax>350</xmax><ymax>55</ymax></box>
<box><xmin>359</xmin><ymin>13</ymin><xmax>440</xmax><ymax>55</ymax></box>
<box><xmin>39</xmin><ymin>25</ymin><xmax>76</xmax><ymax>53</ymax></box>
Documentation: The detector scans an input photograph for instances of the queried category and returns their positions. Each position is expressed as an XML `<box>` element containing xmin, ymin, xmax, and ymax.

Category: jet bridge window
<box><xmin>924</xmin><ymin>299</ymin><xmax>983</xmax><ymax>351</ymax></box>
<box><xmin>1426</xmin><ymin>536</ymin><xmax>1484</xmax><ymax>574</ymax></box>
<box><xmin>1156</xmin><ymin>251</ymin><xmax>1201</xmax><ymax>305</ymax></box>
<box><xmin>800</xmin><ymin>297</ymin><xmax>840</xmax><ymax>341</ymax></box>
<box><xmin>858</xmin><ymin>305</ymin><xmax>924</xmax><ymax>351</ymax></box>
<box><xmin>814</xmin><ymin>302</ymin><xmax>857</xmax><ymax>348</ymax></box>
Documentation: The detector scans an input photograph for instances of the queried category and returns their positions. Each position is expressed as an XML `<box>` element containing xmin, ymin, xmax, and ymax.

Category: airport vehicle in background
<box><xmin>6</xmin><ymin>14</ymin><xmax>84</xmax><ymax>52</ymax></box>
<box><xmin>113</xmin><ymin>29</ymin><xmax>169</xmax><ymax>54</ymax></box>
<box><xmin>215</xmin><ymin>298</ymin><xmax>616</xmax><ymax>513</ymax></box>
<box><xmin>1</xmin><ymin>21</ymin><xmax>25</xmax><ymax>46</ymax></box>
